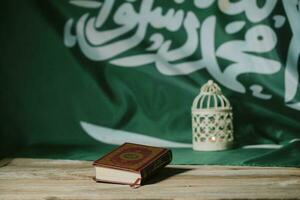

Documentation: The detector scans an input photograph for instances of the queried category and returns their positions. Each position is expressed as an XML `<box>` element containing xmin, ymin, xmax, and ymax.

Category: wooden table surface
<box><xmin>0</xmin><ymin>158</ymin><xmax>299</xmax><ymax>200</ymax></box>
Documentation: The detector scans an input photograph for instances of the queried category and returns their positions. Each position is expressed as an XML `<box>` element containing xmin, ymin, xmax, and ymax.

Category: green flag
<box><xmin>1</xmin><ymin>0</ymin><xmax>300</xmax><ymax>166</ymax></box>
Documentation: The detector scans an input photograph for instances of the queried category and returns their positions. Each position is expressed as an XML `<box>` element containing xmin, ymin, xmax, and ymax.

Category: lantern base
<box><xmin>193</xmin><ymin>141</ymin><xmax>233</xmax><ymax>151</ymax></box>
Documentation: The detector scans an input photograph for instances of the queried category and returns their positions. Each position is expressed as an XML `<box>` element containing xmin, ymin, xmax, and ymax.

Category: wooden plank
<box><xmin>0</xmin><ymin>158</ymin><xmax>299</xmax><ymax>200</ymax></box>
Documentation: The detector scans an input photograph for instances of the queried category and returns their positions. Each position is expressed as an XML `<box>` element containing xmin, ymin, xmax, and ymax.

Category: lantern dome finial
<box><xmin>200</xmin><ymin>80</ymin><xmax>222</xmax><ymax>95</ymax></box>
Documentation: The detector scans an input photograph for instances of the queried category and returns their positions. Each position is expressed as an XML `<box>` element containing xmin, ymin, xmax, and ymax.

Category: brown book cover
<box><xmin>93</xmin><ymin>143</ymin><xmax>172</xmax><ymax>188</ymax></box>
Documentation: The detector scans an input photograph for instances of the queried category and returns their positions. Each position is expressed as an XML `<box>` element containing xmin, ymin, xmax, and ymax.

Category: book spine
<box><xmin>140</xmin><ymin>150</ymin><xmax>172</xmax><ymax>181</ymax></box>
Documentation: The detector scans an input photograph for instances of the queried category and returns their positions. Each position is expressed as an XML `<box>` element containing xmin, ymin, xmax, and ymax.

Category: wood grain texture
<box><xmin>0</xmin><ymin>158</ymin><xmax>299</xmax><ymax>200</ymax></box>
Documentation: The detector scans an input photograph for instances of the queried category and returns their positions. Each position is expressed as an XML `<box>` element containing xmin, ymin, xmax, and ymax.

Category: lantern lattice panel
<box><xmin>192</xmin><ymin>112</ymin><xmax>233</xmax><ymax>143</ymax></box>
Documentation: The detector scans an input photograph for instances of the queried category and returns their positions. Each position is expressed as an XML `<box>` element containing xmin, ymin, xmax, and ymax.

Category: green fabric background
<box><xmin>1</xmin><ymin>0</ymin><xmax>300</xmax><ymax>166</ymax></box>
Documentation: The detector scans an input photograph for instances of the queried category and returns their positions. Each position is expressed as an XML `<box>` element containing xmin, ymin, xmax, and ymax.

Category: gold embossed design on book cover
<box><xmin>93</xmin><ymin>143</ymin><xmax>165</xmax><ymax>171</ymax></box>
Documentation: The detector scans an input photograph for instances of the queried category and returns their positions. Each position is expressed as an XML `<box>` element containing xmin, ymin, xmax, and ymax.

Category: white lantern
<box><xmin>191</xmin><ymin>80</ymin><xmax>234</xmax><ymax>151</ymax></box>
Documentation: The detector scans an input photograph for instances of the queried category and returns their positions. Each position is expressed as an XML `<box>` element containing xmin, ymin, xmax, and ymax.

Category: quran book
<box><xmin>93</xmin><ymin>143</ymin><xmax>172</xmax><ymax>188</ymax></box>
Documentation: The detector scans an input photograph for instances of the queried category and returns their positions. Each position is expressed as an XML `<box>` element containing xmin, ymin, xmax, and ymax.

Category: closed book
<box><xmin>93</xmin><ymin>143</ymin><xmax>172</xmax><ymax>188</ymax></box>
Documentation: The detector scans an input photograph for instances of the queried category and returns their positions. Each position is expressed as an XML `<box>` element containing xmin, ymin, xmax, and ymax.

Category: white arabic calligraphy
<box><xmin>64</xmin><ymin>0</ymin><xmax>300</xmax><ymax>111</ymax></box>
<box><xmin>283</xmin><ymin>0</ymin><xmax>300</xmax><ymax>110</ymax></box>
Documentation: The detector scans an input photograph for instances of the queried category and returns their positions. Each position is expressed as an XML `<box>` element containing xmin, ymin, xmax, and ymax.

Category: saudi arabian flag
<box><xmin>1</xmin><ymin>0</ymin><xmax>300</xmax><ymax>167</ymax></box>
